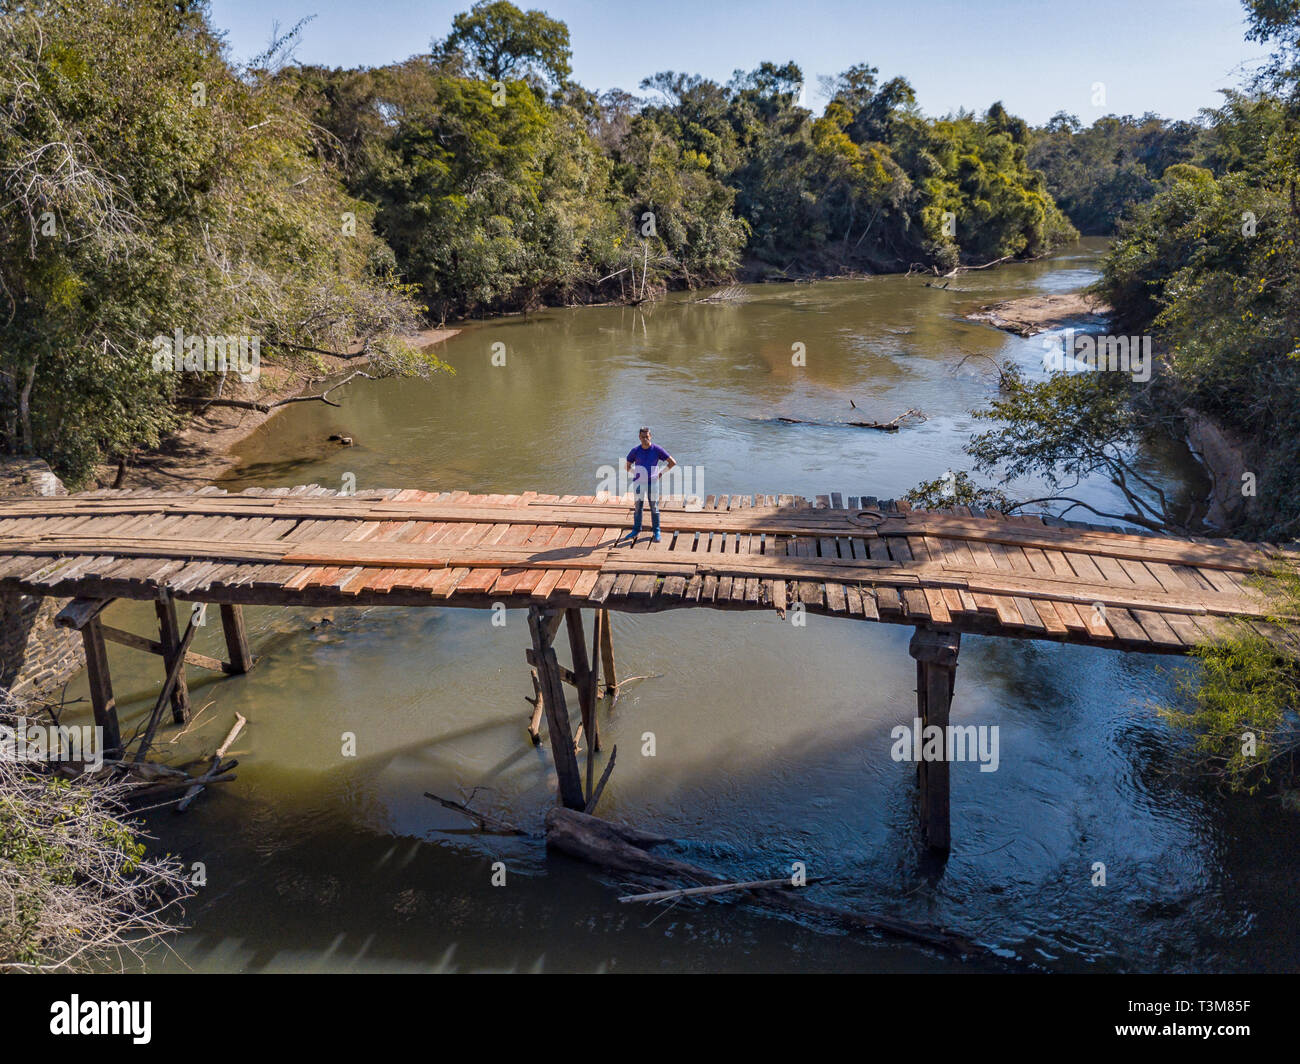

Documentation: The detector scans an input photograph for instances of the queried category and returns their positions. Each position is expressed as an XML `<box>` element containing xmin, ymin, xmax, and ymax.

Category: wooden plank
<box><xmin>1130</xmin><ymin>609</ymin><xmax>1185</xmax><ymax>649</ymax></box>
<box><xmin>219</xmin><ymin>603</ymin><xmax>255</xmax><ymax>673</ymax></box>
<box><xmin>1033</xmin><ymin>599</ymin><xmax>1069</xmax><ymax>636</ymax></box>
<box><xmin>1103</xmin><ymin>607</ymin><xmax>1150</xmax><ymax>645</ymax></box>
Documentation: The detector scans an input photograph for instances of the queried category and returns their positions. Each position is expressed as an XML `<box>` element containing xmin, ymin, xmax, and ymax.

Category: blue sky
<box><xmin>210</xmin><ymin>0</ymin><xmax>1268</xmax><ymax>124</ymax></box>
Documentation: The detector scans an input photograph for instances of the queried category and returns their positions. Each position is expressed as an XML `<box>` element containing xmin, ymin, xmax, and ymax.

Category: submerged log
<box><xmin>544</xmin><ymin>807</ymin><xmax>991</xmax><ymax>960</ymax></box>
<box><xmin>767</xmin><ymin>408</ymin><xmax>926</xmax><ymax>432</ymax></box>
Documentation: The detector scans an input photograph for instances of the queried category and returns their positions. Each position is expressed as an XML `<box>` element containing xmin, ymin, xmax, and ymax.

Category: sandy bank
<box><xmin>966</xmin><ymin>292</ymin><xmax>1112</xmax><ymax>336</ymax></box>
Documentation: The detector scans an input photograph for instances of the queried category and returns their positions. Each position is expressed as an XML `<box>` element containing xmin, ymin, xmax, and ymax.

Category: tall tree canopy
<box><xmin>437</xmin><ymin>0</ymin><xmax>572</xmax><ymax>86</ymax></box>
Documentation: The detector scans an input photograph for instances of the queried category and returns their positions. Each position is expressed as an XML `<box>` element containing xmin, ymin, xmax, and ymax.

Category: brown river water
<box><xmin>73</xmin><ymin>239</ymin><xmax>1299</xmax><ymax>972</ymax></box>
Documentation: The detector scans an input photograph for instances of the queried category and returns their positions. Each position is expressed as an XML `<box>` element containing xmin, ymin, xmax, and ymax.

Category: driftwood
<box><xmin>545</xmin><ymin>807</ymin><xmax>991</xmax><ymax>960</ymax></box>
<box><xmin>773</xmin><ymin>407</ymin><xmax>926</xmax><ymax>432</ymax></box>
<box><xmin>124</xmin><ymin>759</ymin><xmax>237</xmax><ymax>803</ymax></box>
<box><xmin>619</xmin><ymin>877</ymin><xmax>802</xmax><ymax>904</ymax></box>
<box><xmin>425</xmin><ymin>792</ymin><xmax>532</xmax><ymax>836</ymax></box>
<box><xmin>176</xmin><ymin>713</ymin><xmax>245</xmax><ymax>812</ymax></box>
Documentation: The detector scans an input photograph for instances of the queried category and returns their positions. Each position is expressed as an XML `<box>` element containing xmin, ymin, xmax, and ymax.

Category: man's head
<box><xmin>638</xmin><ymin>426</ymin><xmax>652</xmax><ymax>447</ymax></box>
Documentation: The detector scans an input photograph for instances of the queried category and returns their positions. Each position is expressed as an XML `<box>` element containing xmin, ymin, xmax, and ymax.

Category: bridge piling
<box><xmin>527</xmin><ymin>605</ymin><xmax>586</xmax><ymax>810</ymax></box>
<box><xmin>598</xmin><ymin>609</ymin><xmax>618</xmax><ymax>704</ymax></box>
<box><xmin>79</xmin><ymin>617</ymin><xmax>121</xmax><ymax>756</ymax></box>
<box><xmin>154</xmin><ymin>591</ymin><xmax>191</xmax><ymax>724</ymax></box>
<box><xmin>219</xmin><ymin>604</ymin><xmax>255</xmax><ymax>673</ymax></box>
<box><xmin>909</xmin><ymin>626</ymin><xmax>961</xmax><ymax>852</ymax></box>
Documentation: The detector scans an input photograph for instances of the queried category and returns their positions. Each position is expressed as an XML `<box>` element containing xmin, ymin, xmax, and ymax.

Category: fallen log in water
<box><xmin>734</xmin><ymin>406</ymin><xmax>926</xmax><ymax>432</ymax></box>
<box><xmin>544</xmin><ymin>807</ymin><xmax>992</xmax><ymax>960</ymax></box>
<box><xmin>176</xmin><ymin>713</ymin><xmax>246</xmax><ymax>812</ymax></box>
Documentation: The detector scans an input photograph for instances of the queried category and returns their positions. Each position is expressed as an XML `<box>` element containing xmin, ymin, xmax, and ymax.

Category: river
<box><xmin>78</xmin><ymin>238</ymin><xmax>1299</xmax><ymax>972</ymax></box>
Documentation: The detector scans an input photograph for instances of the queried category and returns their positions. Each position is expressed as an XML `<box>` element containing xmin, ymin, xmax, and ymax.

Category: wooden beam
<box><xmin>80</xmin><ymin>617</ymin><xmax>121</xmax><ymax>755</ymax></box>
<box><xmin>526</xmin><ymin>667</ymin><xmax>545</xmax><ymax>745</ymax></box>
<box><xmin>525</xmin><ymin>648</ymin><xmax>579</xmax><ymax>686</ymax></box>
<box><xmin>909</xmin><ymin>627</ymin><xmax>961</xmax><ymax>852</ymax></box>
<box><xmin>527</xmin><ymin>606</ymin><xmax>584</xmax><ymax>809</ymax></box>
<box><xmin>154</xmin><ymin>592</ymin><xmax>191</xmax><ymax>724</ymax></box>
<box><xmin>589</xmin><ymin>608</ymin><xmax>603</xmax><ymax>731</ymax></box>
<box><xmin>565</xmin><ymin>608</ymin><xmax>598</xmax><ymax>802</ymax></box>
<box><xmin>99</xmin><ymin>623</ymin><xmax>233</xmax><ymax>673</ymax></box>
<box><xmin>55</xmin><ymin>596</ymin><xmax>113</xmax><ymax>630</ymax></box>
<box><xmin>598</xmin><ymin>608</ymin><xmax>618</xmax><ymax>700</ymax></box>
<box><xmin>134</xmin><ymin>615</ymin><xmax>200</xmax><ymax>762</ymax></box>
<box><xmin>219</xmin><ymin>603</ymin><xmax>255</xmax><ymax>673</ymax></box>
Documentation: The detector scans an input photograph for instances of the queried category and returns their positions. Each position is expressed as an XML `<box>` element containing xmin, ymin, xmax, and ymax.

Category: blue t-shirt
<box><xmin>627</xmin><ymin>443</ymin><xmax>670</xmax><ymax>483</ymax></box>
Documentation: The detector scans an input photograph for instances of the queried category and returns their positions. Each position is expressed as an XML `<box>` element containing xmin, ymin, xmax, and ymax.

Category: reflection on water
<box><xmin>68</xmin><ymin>240</ymin><xmax>1299</xmax><ymax>972</ymax></box>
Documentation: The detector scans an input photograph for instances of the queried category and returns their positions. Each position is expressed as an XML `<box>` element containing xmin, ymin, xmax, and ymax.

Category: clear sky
<box><xmin>209</xmin><ymin>0</ymin><xmax>1268</xmax><ymax>124</ymax></box>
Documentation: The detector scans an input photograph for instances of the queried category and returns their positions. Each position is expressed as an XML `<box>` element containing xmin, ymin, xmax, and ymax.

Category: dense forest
<box><xmin>284</xmin><ymin>13</ymin><xmax>1080</xmax><ymax>320</ymax></box>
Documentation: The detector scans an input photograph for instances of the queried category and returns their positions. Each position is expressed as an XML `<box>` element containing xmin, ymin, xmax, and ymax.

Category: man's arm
<box><xmin>655</xmin><ymin>450</ymin><xmax>677</xmax><ymax>478</ymax></box>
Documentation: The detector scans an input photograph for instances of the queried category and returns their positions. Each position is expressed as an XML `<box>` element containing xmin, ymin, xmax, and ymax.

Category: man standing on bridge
<box><xmin>623</xmin><ymin>426</ymin><xmax>676</xmax><ymax>543</ymax></box>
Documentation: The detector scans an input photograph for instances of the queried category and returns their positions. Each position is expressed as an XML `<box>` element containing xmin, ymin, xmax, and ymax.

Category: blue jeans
<box><xmin>631</xmin><ymin>480</ymin><xmax>659</xmax><ymax>536</ymax></box>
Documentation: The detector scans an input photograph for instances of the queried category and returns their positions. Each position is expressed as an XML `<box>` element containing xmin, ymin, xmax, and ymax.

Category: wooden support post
<box><xmin>598</xmin><ymin>608</ymin><xmax>618</xmax><ymax>701</ymax></box>
<box><xmin>526</xmin><ymin>668</ymin><xmax>545</xmax><ymax>745</ymax></box>
<box><xmin>154</xmin><ymin>592</ymin><xmax>191</xmax><ymax>724</ymax></box>
<box><xmin>219</xmin><ymin>603</ymin><xmax>255</xmax><ymax>673</ymax></box>
<box><xmin>565</xmin><ymin>608</ymin><xmax>598</xmax><ymax>802</ymax></box>
<box><xmin>588</xmin><ymin>609</ymin><xmax>603</xmax><ymax>744</ymax></box>
<box><xmin>134</xmin><ymin>615</ymin><xmax>200</xmax><ymax>763</ymax></box>
<box><xmin>80</xmin><ymin>618</ymin><xmax>121</xmax><ymax>756</ymax></box>
<box><xmin>908</xmin><ymin>627</ymin><xmax>961</xmax><ymax>853</ymax></box>
<box><xmin>528</xmin><ymin>606</ymin><xmax>585</xmax><ymax>810</ymax></box>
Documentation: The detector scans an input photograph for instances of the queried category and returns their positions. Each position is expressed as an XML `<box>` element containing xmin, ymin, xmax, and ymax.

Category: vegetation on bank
<box><xmin>911</xmin><ymin>1</ymin><xmax>1300</xmax><ymax>793</ymax></box>
<box><xmin>287</xmin><ymin>7</ymin><xmax>1077</xmax><ymax>322</ymax></box>
<box><xmin>1</xmin><ymin>703</ymin><xmax>193</xmax><ymax>971</ymax></box>
<box><xmin>0</xmin><ymin>0</ymin><xmax>445</xmax><ymax>487</ymax></box>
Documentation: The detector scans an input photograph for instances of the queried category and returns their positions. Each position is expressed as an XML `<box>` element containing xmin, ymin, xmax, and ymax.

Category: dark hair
<box><xmin>639</xmin><ymin>426</ymin><xmax>650</xmax><ymax>434</ymax></box>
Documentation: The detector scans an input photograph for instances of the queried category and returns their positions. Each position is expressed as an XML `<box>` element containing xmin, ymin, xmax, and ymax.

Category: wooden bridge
<box><xmin>0</xmin><ymin>484</ymin><xmax>1290</xmax><ymax>850</ymax></box>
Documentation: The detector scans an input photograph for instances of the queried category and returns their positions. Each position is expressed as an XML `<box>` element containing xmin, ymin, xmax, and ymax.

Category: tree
<box><xmin>0</xmin><ymin>0</ymin><xmax>440</xmax><ymax>485</ymax></box>
<box><xmin>437</xmin><ymin>0</ymin><xmax>571</xmax><ymax>88</ymax></box>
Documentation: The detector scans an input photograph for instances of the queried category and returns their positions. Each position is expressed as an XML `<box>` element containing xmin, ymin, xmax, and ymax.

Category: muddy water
<box><xmin>76</xmin><ymin>239</ymin><xmax>1299</xmax><ymax>971</ymax></box>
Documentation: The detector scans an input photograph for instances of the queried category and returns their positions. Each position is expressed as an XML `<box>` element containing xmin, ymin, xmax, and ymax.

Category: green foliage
<box><xmin>299</xmin><ymin>24</ymin><xmax>1076</xmax><ymax>316</ymax></box>
<box><xmin>438</xmin><ymin>0</ymin><xmax>572</xmax><ymax>87</ymax></box>
<box><xmin>1028</xmin><ymin>112</ymin><xmax>1202</xmax><ymax>234</ymax></box>
<box><xmin>0</xmin><ymin>753</ymin><xmax>191</xmax><ymax>971</ymax></box>
<box><xmin>1096</xmin><ymin>137</ymin><xmax>1300</xmax><ymax>538</ymax></box>
<box><xmin>904</xmin><ymin>470</ymin><xmax>1014</xmax><ymax>513</ymax></box>
<box><xmin>1159</xmin><ymin>567</ymin><xmax>1300</xmax><ymax>793</ymax></box>
<box><xmin>0</xmin><ymin>0</ymin><xmax>435</xmax><ymax>486</ymax></box>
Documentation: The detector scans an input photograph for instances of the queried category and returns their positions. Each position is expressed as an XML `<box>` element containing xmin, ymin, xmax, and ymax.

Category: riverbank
<box><xmin>95</xmin><ymin>327</ymin><xmax>459</xmax><ymax>490</ymax></box>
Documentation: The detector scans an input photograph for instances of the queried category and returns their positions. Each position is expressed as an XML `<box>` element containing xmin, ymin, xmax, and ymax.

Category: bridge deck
<box><xmin>0</xmin><ymin>486</ymin><xmax>1290</xmax><ymax>654</ymax></box>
